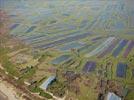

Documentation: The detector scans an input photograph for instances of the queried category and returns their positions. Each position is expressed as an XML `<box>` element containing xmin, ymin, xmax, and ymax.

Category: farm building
<box><xmin>39</xmin><ymin>75</ymin><xmax>56</xmax><ymax>90</ymax></box>
<box><xmin>116</xmin><ymin>62</ymin><xmax>127</xmax><ymax>78</ymax></box>
<box><xmin>106</xmin><ymin>92</ymin><xmax>121</xmax><ymax>100</ymax></box>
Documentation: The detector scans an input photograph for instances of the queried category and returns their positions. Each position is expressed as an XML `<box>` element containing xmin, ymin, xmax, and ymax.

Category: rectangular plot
<box><xmin>129</xmin><ymin>13</ymin><xmax>134</xmax><ymax>27</ymax></box>
<box><xmin>91</xmin><ymin>36</ymin><xmax>103</xmax><ymax>42</ymax></box>
<box><xmin>82</xmin><ymin>61</ymin><xmax>96</xmax><ymax>73</ymax></box>
<box><xmin>51</xmin><ymin>55</ymin><xmax>71</xmax><ymax>65</ymax></box>
<box><xmin>112</xmin><ymin>40</ymin><xmax>128</xmax><ymax>57</ymax></box>
<box><xmin>9</xmin><ymin>14</ymin><xmax>17</xmax><ymax>17</ymax></box>
<box><xmin>25</xmin><ymin>36</ymin><xmax>49</xmax><ymax>44</ymax></box>
<box><xmin>59</xmin><ymin>42</ymin><xmax>85</xmax><ymax>51</ymax></box>
<box><xmin>123</xmin><ymin>40</ymin><xmax>134</xmax><ymax>57</ymax></box>
<box><xmin>116</xmin><ymin>63</ymin><xmax>127</xmax><ymax>78</ymax></box>
<box><xmin>10</xmin><ymin>24</ymin><xmax>29</xmax><ymax>35</ymax></box>
<box><xmin>132</xmin><ymin>69</ymin><xmax>134</xmax><ymax>78</ymax></box>
<box><xmin>22</xmin><ymin>34</ymin><xmax>47</xmax><ymax>41</ymax></box>
<box><xmin>35</xmin><ymin>32</ymin><xmax>92</xmax><ymax>49</ymax></box>
<box><xmin>78</xmin><ymin>44</ymin><xmax>92</xmax><ymax>53</ymax></box>
<box><xmin>25</xmin><ymin>26</ymin><xmax>36</xmax><ymax>33</ymax></box>
<box><xmin>31</xmin><ymin>31</ymin><xmax>80</xmax><ymax>46</ymax></box>
<box><xmin>98</xmin><ymin>39</ymin><xmax>119</xmax><ymax>58</ymax></box>
<box><xmin>85</xmin><ymin>37</ymin><xmax>115</xmax><ymax>57</ymax></box>
<box><xmin>79</xmin><ymin>20</ymin><xmax>88</xmax><ymax>28</ymax></box>
<box><xmin>79</xmin><ymin>39</ymin><xmax>105</xmax><ymax>54</ymax></box>
<box><xmin>10</xmin><ymin>23</ymin><xmax>19</xmax><ymax>30</ymax></box>
<box><xmin>46</xmin><ymin>25</ymin><xmax>76</xmax><ymax>34</ymax></box>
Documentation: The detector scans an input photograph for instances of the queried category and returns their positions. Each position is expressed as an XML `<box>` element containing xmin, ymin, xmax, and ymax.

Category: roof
<box><xmin>40</xmin><ymin>76</ymin><xmax>56</xmax><ymax>90</ymax></box>
<box><xmin>107</xmin><ymin>92</ymin><xmax>121</xmax><ymax>100</ymax></box>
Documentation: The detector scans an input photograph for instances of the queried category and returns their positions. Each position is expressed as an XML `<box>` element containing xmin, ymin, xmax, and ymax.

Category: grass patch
<box><xmin>29</xmin><ymin>86</ymin><xmax>53</xmax><ymax>99</ymax></box>
<box><xmin>0</xmin><ymin>47</ymin><xmax>19</xmax><ymax>76</ymax></box>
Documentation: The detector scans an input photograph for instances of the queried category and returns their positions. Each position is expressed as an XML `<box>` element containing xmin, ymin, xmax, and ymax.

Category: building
<box><xmin>106</xmin><ymin>92</ymin><xmax>121</xmax><ymax>100</ymax></box>
<box><xmin>39</xmin><ymin>75</ymin><xmax>56</xmax><ymax>90</ymax></box>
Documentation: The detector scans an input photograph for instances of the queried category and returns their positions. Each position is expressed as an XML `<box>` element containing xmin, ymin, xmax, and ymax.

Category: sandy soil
<box><xmin>0</xmin><ymin>79</ymin><xmax>23</xmax><ymax>100</ymax></box>
<box><xmin>0</xmin><ymin>64</ymin><xmax>4</xmax><ymax>70</ymax></box>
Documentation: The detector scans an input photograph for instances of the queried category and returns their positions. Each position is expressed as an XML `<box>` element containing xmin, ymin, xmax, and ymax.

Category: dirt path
<box><xmin>46</xmin><ymin>91</ymin><xmax>66</xmax><ymax>100</ymax></box>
